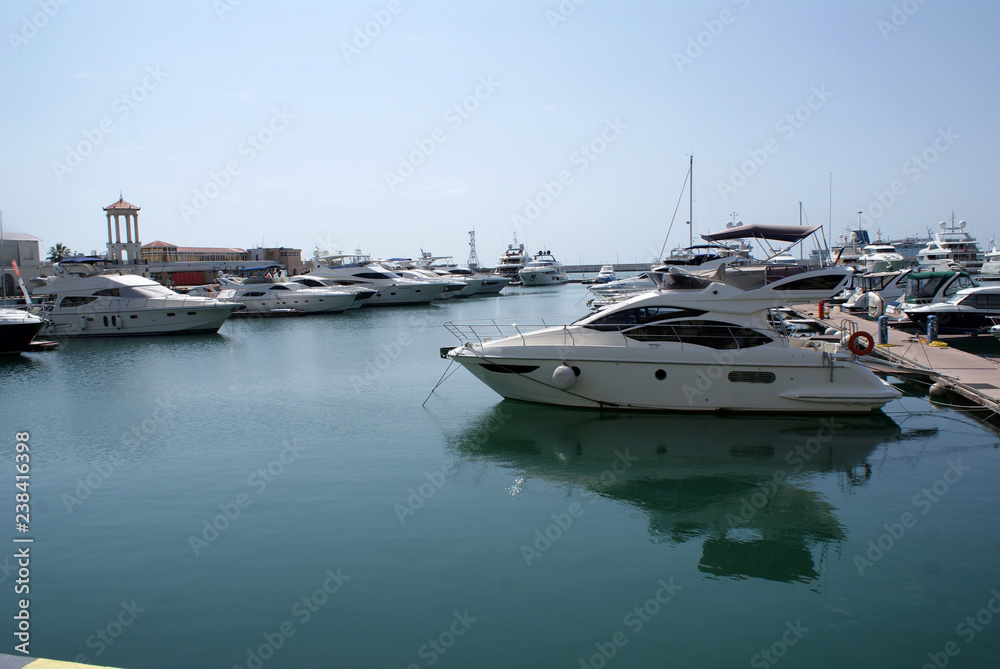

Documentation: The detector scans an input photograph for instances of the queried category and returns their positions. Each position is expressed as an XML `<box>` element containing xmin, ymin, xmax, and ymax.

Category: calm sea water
<box><xmin>2</xmin><ymin>284</ymin><xmax>1000</xmax><ymax>669</ymax></box>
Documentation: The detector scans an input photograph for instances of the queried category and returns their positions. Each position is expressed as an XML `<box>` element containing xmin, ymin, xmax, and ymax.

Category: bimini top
<box><xmin>702</xmin><ymin>223</ymin><xmax>823</xmax><ymax>243</ymax></box>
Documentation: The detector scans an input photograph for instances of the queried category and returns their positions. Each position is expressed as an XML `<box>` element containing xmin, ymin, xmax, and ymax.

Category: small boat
<box><xmin>518</xmin><ymin>251</ymin><xmax>568</xmax><ymax>286</ymax></box>
<box><xmin>582</xmin><ymin>265</ymin><xmax>617</xmax><ymax>285</ymax></box>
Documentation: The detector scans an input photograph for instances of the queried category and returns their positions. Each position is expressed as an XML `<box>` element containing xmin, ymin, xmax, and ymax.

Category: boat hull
<box><xmin>0</xmin><ymin>320</ymin><xmax>44</xmax><ymax>354</ymax></box>
<box><xmin>448</xmin><ymin>347</ymin><xmax>899</xmax><ymax>413</ymax></box>
<box><xmin>42</xmin><ymin>304</ymin><xmax>237</xmax><ymax>336</ymax></box>
<box><xmin>518</xmin><ymin>271</ymin><xmax>568</xmax><ymax>286</ymax></box>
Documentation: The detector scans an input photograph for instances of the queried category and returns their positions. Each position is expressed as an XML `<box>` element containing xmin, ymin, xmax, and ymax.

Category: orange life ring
<box><xmin>847</xmin><ymin>331</ymin><xmax>875</xmax><ymax>356</ymax></box>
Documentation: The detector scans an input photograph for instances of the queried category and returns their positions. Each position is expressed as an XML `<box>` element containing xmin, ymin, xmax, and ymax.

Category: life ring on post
<box><xmin>847</xmin><ymin>331</ymin><xmax>875</xmax><ymax>356</ymax></box>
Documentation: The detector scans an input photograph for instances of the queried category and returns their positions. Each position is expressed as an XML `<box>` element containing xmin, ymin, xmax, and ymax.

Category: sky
<box><xmin>2</xmin><ymin>0</ymin><xmax>999</xmax><ymax>267</ymax></box>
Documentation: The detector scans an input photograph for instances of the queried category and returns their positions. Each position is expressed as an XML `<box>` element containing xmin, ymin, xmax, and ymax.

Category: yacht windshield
<box><xmin>583</xmin><ymin>307</ymin><xmax>706</xmax><ymax>330</ymax></box>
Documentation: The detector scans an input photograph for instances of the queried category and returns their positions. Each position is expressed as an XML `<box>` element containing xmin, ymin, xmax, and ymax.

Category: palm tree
<box><xmin>46</xmin><ymin>243</ymin><xmax>73</xmax><ymax>263</ymax></box>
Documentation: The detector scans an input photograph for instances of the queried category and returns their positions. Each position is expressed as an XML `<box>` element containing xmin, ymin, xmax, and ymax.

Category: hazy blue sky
<box><xmin>3</xmin><ymin>0</ymin><xmax>998</xmax><ymax>266</ymax></box>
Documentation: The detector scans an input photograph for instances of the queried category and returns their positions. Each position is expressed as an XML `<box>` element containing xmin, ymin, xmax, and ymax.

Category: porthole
<box><xmin>654</xmin><ymin>369</ymin><xmax>667</xmax><ymax>380</ymax></box>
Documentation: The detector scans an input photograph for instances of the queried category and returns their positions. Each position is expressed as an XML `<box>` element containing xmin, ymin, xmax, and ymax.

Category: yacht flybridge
<box><xmin>442</xmin><ymin>265</ymin><xmax>900</xmax><ymax>413</ymax></box>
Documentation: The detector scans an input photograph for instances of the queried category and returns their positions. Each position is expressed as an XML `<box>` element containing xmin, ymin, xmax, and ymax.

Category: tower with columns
<box><xmin>104</xmin><ymin>195</ymin><xmax>141</xmax><ymax>264</ymax></box>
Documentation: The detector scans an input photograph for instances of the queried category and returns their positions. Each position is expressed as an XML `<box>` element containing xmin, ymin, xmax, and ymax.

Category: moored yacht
<box><xmin>858</xmin><ymin>241</ymin><xmax>906</xmax><ymax>272</ymax></box>
<box><xmin>442</xmin><ymin>266</ymin><xmax>899</xmax><ymax>413</ymax></box>
<box><xmin>493</xmin><ymin>242</ymin><xmax>531</xmax><ymax>283</ymax></box>
<box><xmin>917</xmin><ymin>215</ymin><xmax>984</xmax><ymax>273</ymax></box>
<box><xmin>0</xmin><ymin>308</ymin><xmax>44</xmax><ymax>354</ymax></box>
<box><xmin>288</xmin><ymin>276</ymin><xmax>377</xmax><ymax>309</ymax></box>
<box><xmin>310</xmin><ymin>252</ymin><xmax>447</xmax><ymax>305</ymax></box>
<box><xmin>32</xmin><ymin>265</ymin><xmax>238</xmax><ymax>336</ymax></box>
<box><xmin>904</xmin><ymin>285</ymin><xmax>1000</xmax><ymax>335</ymax></box>
<box><xmin>980</xmin><ymin>245</ymin><xmax>1000</xmax><ymax>279</ymax></box>
<box><xmin>517</xmin><ymin>251</ymin><xmax>568</xmax><ymax>286</ymax></box>
<box><xmin>216</xmin><ymin>277</ymin><xmax>358</xmax><ymax>315</ymax></box>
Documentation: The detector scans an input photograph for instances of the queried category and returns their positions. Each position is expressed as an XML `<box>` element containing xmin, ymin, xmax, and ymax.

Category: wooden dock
<box><xmin>794</xmin><ymin>304</ymin><xmax>1000</xmax><ymax>419</ymax></box>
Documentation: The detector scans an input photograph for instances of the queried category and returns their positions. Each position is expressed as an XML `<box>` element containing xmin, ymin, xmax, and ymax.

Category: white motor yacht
<box><xmin>0</xmin><ymin>308</ymin><xmax>44</xmax><ymax>354</ymax></box>
<box><xmin>980</xmin><ymin>246</ymin><xmax>1000</xmax><ymax>279</ymax></box>
<box><xmin>917</xmin><ymin>215</ymin><xmax>984</xmax><ymax>273</ymax></box>
<box><xmin>431</xmin><ymin>263</ymin><xmax>510</xmax><ymax>295</ymax></box>
<box><xmin>288</xmin><ymin>276</ymin><xmax>377</xmax><ymax>309</ymax></box>
<box><xmin>493</xmin><ymin>242</ymin><xmax>531</xmax><ymax>283</ymax></box>
<box><xmin>518</xmin><ymin>251</ymin><xmax>568</xmax><ymax>286</ymax></box>
<box><xmin>905</xmin><ymin>285</ymin><xmax>1000</xmax><ymax>335</ymax></box>
<box><xmin>216</xmin><ymin>277</ymin><xmax>358</xmax><ymax>315</ymax></box>
<box><xmin>442</xmin><ymin>266</ymin><xmax>900</xmax><ymax>413</ymax></box>
<box><xmin>32</xmin><ymin>265</ymin><xmax>238</xmax><ymax>336</ymax></box>
<box><xmin>310</xmin><ymin>252</ymin><xmax>447</xmax><ymax>305</ymax></box>
<box><xmin>883</xmin><ymin>270</ymin><xmax>978</xmax><ymax>323</ymax></box>
<box><xmin>858</xmin><ymin>241</ymin><xmax>905</xmax><ymax>273</ymax></box>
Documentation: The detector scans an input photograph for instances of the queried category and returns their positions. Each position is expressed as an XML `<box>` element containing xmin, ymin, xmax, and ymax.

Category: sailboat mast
<box><xmin>688</xmin><ymin>155</ymin><xmax>693</xmax><ymax>249</ymax></box>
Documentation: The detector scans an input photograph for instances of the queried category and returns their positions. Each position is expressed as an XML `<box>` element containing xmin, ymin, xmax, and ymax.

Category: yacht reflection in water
<box><xmin>448</xmin><ymin>403</ymin><xmax>919</xmax><ymax>584</ymax></box>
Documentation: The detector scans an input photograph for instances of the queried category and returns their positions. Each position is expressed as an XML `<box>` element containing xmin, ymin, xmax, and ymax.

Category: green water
<box><xmin>2</xmin><ymin>285</ymin><xmax>999</xmax><ymax>669</ymax></box>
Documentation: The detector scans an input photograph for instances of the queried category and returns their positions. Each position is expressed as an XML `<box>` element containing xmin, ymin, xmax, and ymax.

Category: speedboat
<box><xmin>442</xmin><ymin>266</ymin><xmax>900</xmax><ymax>413</ymax></box>
<box><xmin>916</xmin><ymin>215</ymin><xmax>984</xmax><ymax>273</ymax></box>
<box><xmin>216</xmin><ymin>277</ymin><xmax>358</xmax><ymax>315</ymax></box>
<box><xmin>582</xmin><ymin>265</ymin><xmax>617</xmax><ymax>285</ymax></box>
<box><xmin>840</xmin><ymin>269</ymin><xmax>911</xmax><ymax>317</ymax></box>
<box><xmin>0</xmin><ymin>308</ymin><xmax>44</xmax><ymax>354</ymax></box>
<box><xmin>904</xmin><ymin>285</ymin><xmax>1000</xmax><ymax>335</ymax></box>
<box><xmin>310</xmin><ymin>252</ymin><xmax>447</xmax><ymax>305</ymax></box>
<box><xmin>32</xmin><ymin>264</ymin><xmax>238</xmax><ymax>336</ymax></box>
<box><xmin>517</xmin><ymin>251</ymin><xmax>568</xmax><ymax>286</ymax></box>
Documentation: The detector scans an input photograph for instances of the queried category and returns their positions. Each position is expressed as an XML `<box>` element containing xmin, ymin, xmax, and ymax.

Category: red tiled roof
<box><xmin>143</xmin><ymin>240</ymin><xmax>176</xmax><ymax>248</ymax></box>
<box><xmin>104</xmin><ymin>196</ymin><xmax>140</xmax><ymax>211</ymax></box>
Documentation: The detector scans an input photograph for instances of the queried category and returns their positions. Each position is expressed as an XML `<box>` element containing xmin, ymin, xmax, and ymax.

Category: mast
<box><xmin>467</xmin><ymin>229</ymin><xmax>480</xmax><ymax>270</ymax></box>
<box><xmin>687</xmin><ymin>155</ymin><xmax>693</xmax><ymax>249</ymax></box>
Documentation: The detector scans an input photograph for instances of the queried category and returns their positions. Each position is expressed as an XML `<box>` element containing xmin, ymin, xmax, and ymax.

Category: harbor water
<box><xmin>2</xmin><ymin>284</ymin><xmax>1000</xmax><ymax>668</ymax></box>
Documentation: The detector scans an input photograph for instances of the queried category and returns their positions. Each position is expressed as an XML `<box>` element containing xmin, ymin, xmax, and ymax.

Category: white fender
<box><xmin>552</xmin><ymin>364</ymin><xmax>577</xmax><ymax>390</ymax></box>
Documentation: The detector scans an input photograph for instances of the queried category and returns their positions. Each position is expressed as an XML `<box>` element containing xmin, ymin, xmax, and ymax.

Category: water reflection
<box><xmin>449</xmin><ymin>403</ymin><xmax>920</xmax><ymax>584</ymax></box>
